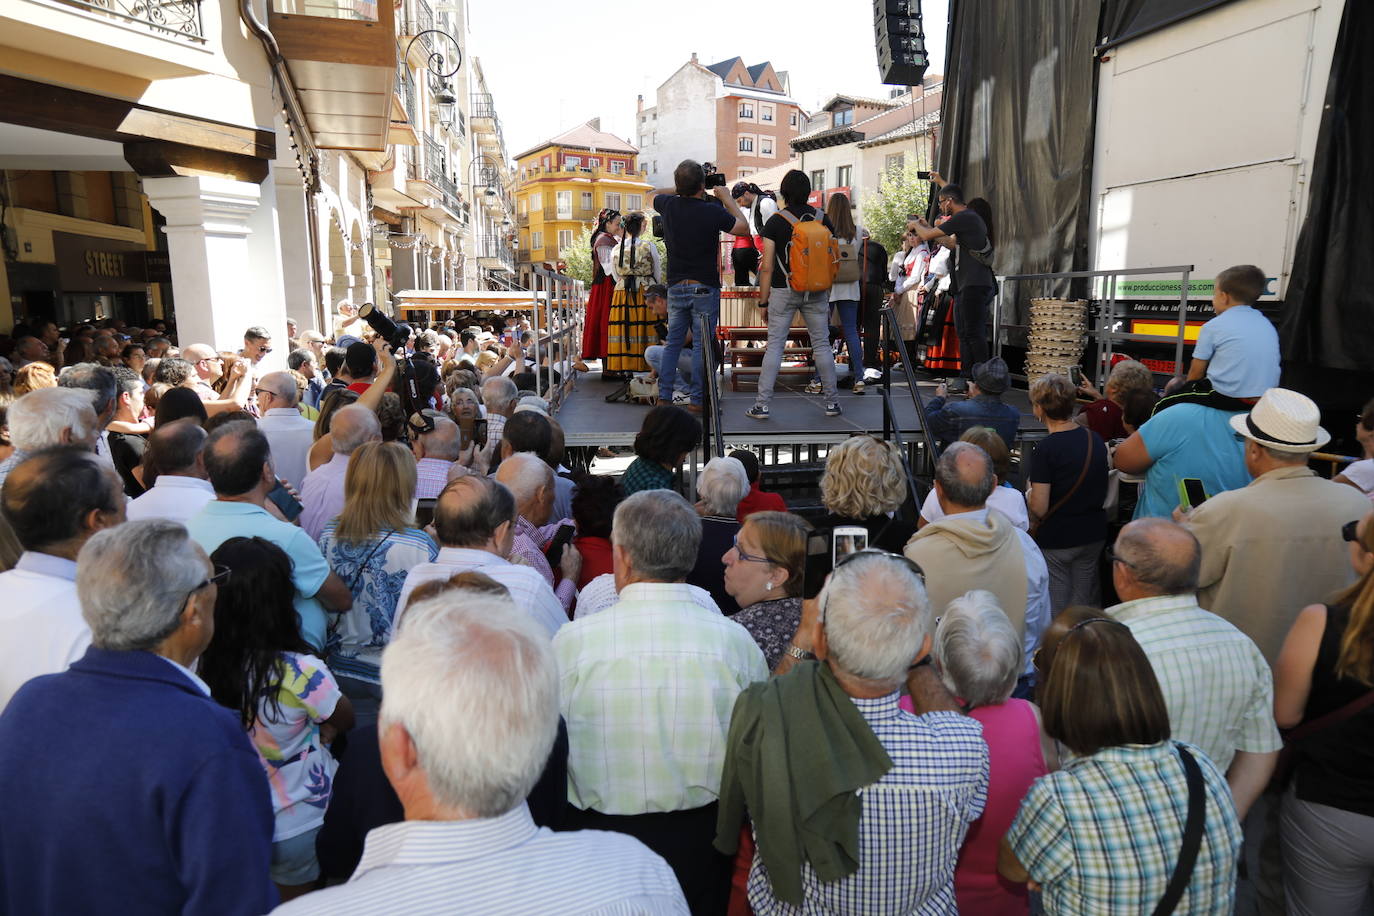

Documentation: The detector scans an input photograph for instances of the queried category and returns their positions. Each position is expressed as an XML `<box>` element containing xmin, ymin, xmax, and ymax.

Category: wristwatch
<box><xmin>785</xmin><ymin>644</ymin><xmax>814</xmax><ymax>661</ymax></box>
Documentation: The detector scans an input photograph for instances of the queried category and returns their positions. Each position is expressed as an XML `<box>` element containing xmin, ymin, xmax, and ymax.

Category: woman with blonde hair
<box><xmin>317</xmin><ymin>441</ymin><xmax>437</xmax><ymax>725</ymax></box>
<box><xmin>13</xmin><ymin>361</ymin><xmax>56</xmax><ymax>395</ymax></box>
<box><xmin>816</xmin><ymin>434</ymin><xmax>915</xmax><ymax>553</ymax></box>
<box><xmin>1273</xmin><ymin>508</ymin><xmax>1374</xmax><ymax>914</ymax></box>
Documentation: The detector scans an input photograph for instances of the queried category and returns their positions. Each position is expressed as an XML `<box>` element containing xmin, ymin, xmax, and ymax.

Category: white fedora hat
<box><xmin>1229</xmin><ymin>387</ymin><xmax>1330</xmax><ymax>453</ymax></box>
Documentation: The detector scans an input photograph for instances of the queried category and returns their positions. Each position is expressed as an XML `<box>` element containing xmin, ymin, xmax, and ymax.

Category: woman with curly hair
<box><xmin>814</xmin><ymin>434</ymin><xmax>915</xmax><ymax>553</ymax></box>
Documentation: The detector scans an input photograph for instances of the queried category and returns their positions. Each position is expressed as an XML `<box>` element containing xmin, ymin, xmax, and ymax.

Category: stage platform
<box><xmin>555</xmin><ymin>368</ymin><xmax>1047</xmax><ymax>451</ymax></box>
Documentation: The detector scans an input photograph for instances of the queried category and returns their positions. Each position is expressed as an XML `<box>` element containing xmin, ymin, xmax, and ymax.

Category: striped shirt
<box><xmin>747</xmin><ymin>703</ymin><xmax>988</xmax><ymax>915</ymax></box>
<box><xmin>574</xmin><ymin>572</ymin><xmax>721</xmax><ymax>620</ymax></box>
<box><xmin>512</xmin><ymin>515</ymin><xmax>576</xmax><ymax>611</ymax></box>
<box><xmin>555</xmin><ymin>582</ymin><xmax>768</xmax><ymax>815</ymax></box>
<box><xmin>1108</xmin><ymin>594</ymin><xmax>1282</xmax><ymax>772</ymax></box>
<box><xmin>1007</xmin><ymin>741</ymin><xmax>1243</xmax><ymax>916</ymax></box>
<box><xmin>270</xmin><ymin>805</ymin><xmax>689</xmax><ymax>915</ymax></box>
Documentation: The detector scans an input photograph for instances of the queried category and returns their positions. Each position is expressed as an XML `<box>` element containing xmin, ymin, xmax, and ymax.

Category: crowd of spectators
<box><xmin>0</xmin><ymin>302</ymin><xmax>1371</xmax><ymax>916</ymax></box>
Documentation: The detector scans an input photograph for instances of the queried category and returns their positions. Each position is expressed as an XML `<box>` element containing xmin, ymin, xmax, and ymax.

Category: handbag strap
<box><xmin>346</xmin><ymin>529</ymin><xmax>395</xmax><ymax>593</ymax></box>
<box><xmin>1035</xmin><ymin>427</ymin><xmax>1095</xmax><ymax>531</ymax></box>
<box><xmin>1151</xmin><ymin>744</ymin><xmax>1206</xmax><ymax>916</ymax></box>
<box><xmin>1284</xmin><ymin>684</ymin><xmax>1374</xmax><ymax>744</ymax></box>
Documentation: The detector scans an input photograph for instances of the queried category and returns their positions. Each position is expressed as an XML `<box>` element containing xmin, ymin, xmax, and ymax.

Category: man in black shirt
<box><xmin>911</xmin><ymin>181</ymin><xmax>996</xmax><ymax>377</ymax></box>
<box><xmin>648</xmin><ymin>160</ymin><xmax>750</xmax><ymax>412</ymax></box>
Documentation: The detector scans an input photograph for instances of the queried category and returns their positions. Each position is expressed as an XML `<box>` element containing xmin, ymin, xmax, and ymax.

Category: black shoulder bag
<box><xmin>1151</xmin><ymin>743</ymin><xmax>1207</xmax><ymax>916</ymax></box>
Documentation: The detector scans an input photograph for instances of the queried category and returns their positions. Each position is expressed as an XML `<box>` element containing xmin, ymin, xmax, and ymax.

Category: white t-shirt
<box><xmin>920</xmin><ymin>485</ymin><xmax>1030</xmax><ymax>531</ymax></box>
<box><xmin>249</xmin><ymin>651</ymin><xmax>342</xmax><ymax>840</ymax></box>
<box><xmin>1341</xmin><ymin>458</ymin><xmax>1374</xmax><ymax>494</ymax></box>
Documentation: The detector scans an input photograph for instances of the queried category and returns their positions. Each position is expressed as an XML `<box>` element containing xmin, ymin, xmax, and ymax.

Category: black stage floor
<box><xmin>556</xmin><ymin>368</ymin><xmax>1046</xmax><ymax>449</ymax></box>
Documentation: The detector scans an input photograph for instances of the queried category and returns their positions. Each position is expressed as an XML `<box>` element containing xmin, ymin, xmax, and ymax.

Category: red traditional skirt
<box><xmin>580</xmin><ymin>276</ymin><xmax>614</xmax><ymax>360</ymax></box>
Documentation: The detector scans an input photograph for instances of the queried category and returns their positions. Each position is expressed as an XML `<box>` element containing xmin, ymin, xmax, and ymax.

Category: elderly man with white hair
<box><xmin>555</xmin><ymin>488</ymin><xmax>767</xmax><ymax>913</ymax></box>
<box><xmin>0</xmin><ymin>386</ymin><xmax>100</xmax><ymax>489</ymax></box>
<box><xmin>274</xmin><ymin>589</ymin><xmax>688</xmax><ymax>914</ymax></box>
<box><xmin>718</xmin><ymin>552</ymin><xmax>989</xmax><ymax>914</ymax></box>
<box><xmin>255</xmin><ymin>370</ymin><xmax>316</xmax><ymax>490</ymax></box>
<box><xmin>927</xmin><ymin>589</ymin><xmax>1054</xmax><ymax>914</ymax></box>
<box><xmin>299</xmin><ymin>404</ymin><xmax>382</xmax><ymax>541</ymax></box>
<box><xmin>495</xmin><ymin>452</ymin><xmax>581</xmax><ymax>613</ymax></box>
<box><xmin>688</xmin><ymin>455</ymin><xmax>750</xmax><ymax>614</ymax></box>
<box><xmin>0</xmin><ymin>520</ymin><xmax>277</xmax><ymax>915</ymax></box>
<box><xmin>481</xmin><ymin>375</ymin><xmax>519</xmax><ymax>445</ymax></box>
<box><xmin>409</xmin><ymin>411</ymin><xmax>466</xmax><ymax>499</ymax></box>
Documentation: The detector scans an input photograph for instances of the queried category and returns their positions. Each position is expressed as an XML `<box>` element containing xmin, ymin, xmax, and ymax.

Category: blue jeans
<box><xmin>659</xmin><ymin>284</ymin><xmax>719</xmax><ymax>405</ymax></box>
<box><xmin>821</xmin><ymin>299</ymin><xmax>864</xmax><ymax>380</ymax></box>
<box><xmin>756</xmin><ymin>286</ymin><xmax>837</xmax><ymax>405</ymax></box>
<box><xmin>645</xmin><ymin>344</ymin><xmax>694</xmax><ymax>391</ymax></box>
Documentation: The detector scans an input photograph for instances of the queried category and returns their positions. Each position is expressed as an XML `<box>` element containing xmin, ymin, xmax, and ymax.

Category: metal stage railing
<box><xmin>528</xmin><ymin>266</ymin><xmax>585</xmax><ymax>411</ymax></box>
<box><xmin>877</xmin><ymin>303</ymin><xmax>941</xmax><ymax>477</ymax></box>
<box><xmin>699</xmin><ymin>312</ymin><xmax>725</xmax><ymax>459</ymax></box>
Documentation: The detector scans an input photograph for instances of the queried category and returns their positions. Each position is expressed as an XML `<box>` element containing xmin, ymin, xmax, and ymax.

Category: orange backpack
<box><xmin>777</xmin><ymin>209</ymin><xmax>839</xmax><ymax>292</ymax></box>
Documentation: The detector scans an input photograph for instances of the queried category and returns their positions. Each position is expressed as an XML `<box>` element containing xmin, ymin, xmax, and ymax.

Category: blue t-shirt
<box><xmin>187</xmin><ymin>501</ymin><xmax>332</xmax><ymax>650</ymax></box>
<box><xmin>654</xmin><ymin>194</ymin><xmax>737</xmax><ymax>288</ymax></box>
<box><xmin>1134</xmin><ymin>403</ymin><xmax>1249</xmax><ymax>519</ymax></box>
<box><xmin>1193</xmin><ymin>305</ymin><xmax>1280</xmax><ymax>398</ymax></box>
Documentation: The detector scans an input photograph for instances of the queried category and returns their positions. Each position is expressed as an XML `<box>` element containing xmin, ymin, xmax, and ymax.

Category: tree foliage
<box><xmin>864</xmin><ymin>164</ymin><xmax>931</xmax><ymax>257</ymax></box>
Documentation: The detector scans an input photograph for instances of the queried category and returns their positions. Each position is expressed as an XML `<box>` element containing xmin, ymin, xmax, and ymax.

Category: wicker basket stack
<box><xmin>1025</xmin><ymin>297</ymin><xmax>1089</xmax><ymax>383</ymax></box>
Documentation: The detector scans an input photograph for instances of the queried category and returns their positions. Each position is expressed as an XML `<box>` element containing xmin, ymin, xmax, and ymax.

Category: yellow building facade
<box><xmin>513</xmin><ymin>120</ymin><xmax>651</xmax><ymax>288</ymax></box>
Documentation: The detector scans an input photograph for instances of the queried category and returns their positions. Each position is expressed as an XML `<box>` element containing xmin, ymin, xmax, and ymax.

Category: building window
<box><xmin>739</xmin><ymin>102</ymin><xmax>754</xmax><ymax>119</ymax></box>
<box><xmin>558</xmin><ymin>229</ymin><xmax>573</xmax><ymax>248</ymax></box>
<box><xmin>565</xmin><ymin>155</ymin><xmax>581</xmax><ymax>168</ymax></box>
<box><xmin>833</xmin><ymin>109</ymin><xmax>854</xmax><ymax>127</ymax></box>
<box><xmin>532</xmin><ymin>231</ymin><xmax>543</xmax><ymax>249</ymax></box>
<box><xmin>810</xmin><ymin>170</ymin><xmax>825</xmax><ymax>192</ymax></box>
<box><xmin>611</xmin><ymin>160</ymin><xmax>625</xmax><ymax>174</ymax></box>
<box><xmin>585</xmin><ymin>158</ymin><xmax>599</xmax><ymax>169</ymax></box>
<box><xmin>885</xmin><ymin>152</ymin><xmax>905</xmax><ymax>173</ymax></box>
<box><xmin>581</xmin><ymin>191</ymin><xmax>593</xmax><ymax>210</ymax></box>
<box><xmin>627</xmin><ymin>194</ymin><xmax>642</xmax><ymax>210</ymax></box>
<box><xmin>556</xmin><ymin>191</ymin><xmax>572</xmax><ymax>218</ymax></box>
<box><xmin>836</xmin><ymin>165</ymin><xmax>852</xmax><ymax>188</ymax></box>
<box><xmin>605</xmin><ymin>192</ymin><xmax>621</xmax><ymax>211</ymax></box>
<box><xmin>761</xmin><ymin>137</ymin><xmax>774</xmax><ymax>157</ymax></box>
<box><xmin>738</xmin><ymin>168</ymin><xmax>753</xmax><ymax>178</ymax></box>
<box><xmin>530</xmin><ymin>192</ymin><xmax>543</xmax><ymax>210</ymax></box>
<box><xmin>739</xmin><ymin>136</ymin><xmax>754</xmax><ymax>153</ymax></box>
<box><xmin>518</xmin><ymin>198</ymin><xmax>528</xmax><ymax>215</ymax></box>
<box><xmin>761</xmin><ymin>104</ymin><xmax>774</xmax><ymax>122</ymax></box>
<box><xmin>790</xmin><ymin>112</ymin><xmax>798</xmax><ymax>127</ymax></box>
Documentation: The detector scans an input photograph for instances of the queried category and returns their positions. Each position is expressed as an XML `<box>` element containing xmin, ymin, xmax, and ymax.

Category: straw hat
<box><xmin>1229</xmin><ymin>388</ymin><xmax>1330</xmax><ymax>453</ymax></box>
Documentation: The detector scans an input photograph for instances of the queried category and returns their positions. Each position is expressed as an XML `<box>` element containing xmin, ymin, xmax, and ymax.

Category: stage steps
<box><xmin>724</xmin><ymin>326</ymin><xmax>815</xmax><ymax>391</ymax></box>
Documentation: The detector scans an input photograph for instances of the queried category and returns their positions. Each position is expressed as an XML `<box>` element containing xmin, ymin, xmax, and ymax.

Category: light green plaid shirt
<box><xmin>554</xmin><ymin>582</ymin><xmax>769</xmax><ymax>815</ymax></box>
<box><xmin>1108</xmin><ymin>594</ymin><xmax>1282</xmax><ymax>772</ymax></box>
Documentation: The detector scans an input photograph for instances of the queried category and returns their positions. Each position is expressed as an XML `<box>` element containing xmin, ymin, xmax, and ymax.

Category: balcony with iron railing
<box><xmin>395</xmin><ymin>64</ymin><xmax>416</xmax><ymax>125</ymax></box>
<box><xmin>399</xmin><ymin>0</ymin><xmax>433</xmax><ymax>38</ymax></box>
<box><xmin>53</xmin><ymin>0</ymin><xmax>206</xmax><ymax>40</ymax></box>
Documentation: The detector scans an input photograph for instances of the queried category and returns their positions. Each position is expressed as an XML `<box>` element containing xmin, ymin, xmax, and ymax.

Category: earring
<box><xmin>765</xmin><ymin>581</ymin><xmax>774</xmax><ymax>591</ymax></box>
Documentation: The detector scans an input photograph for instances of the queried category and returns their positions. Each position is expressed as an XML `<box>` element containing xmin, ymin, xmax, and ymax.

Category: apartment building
<box><xmin>513</xmin><ymin>120</ymin><xmax>651</xmax><ymax>288</ymax></box>
<box><xmin>636</xmin><ymin>54</ymin><xmax>805</xmax><ymax>188</ymax></box>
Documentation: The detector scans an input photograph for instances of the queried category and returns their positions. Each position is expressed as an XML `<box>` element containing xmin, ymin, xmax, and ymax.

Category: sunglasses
<box><xmin>184</xmin><ymin>565</ymin><xmax>231</xmax><ymax>604</ymax></box>
<box><xmin>1343</xmin><ymin>519</ymin><xmax>1361</xmax><ymax>543</ymax></box>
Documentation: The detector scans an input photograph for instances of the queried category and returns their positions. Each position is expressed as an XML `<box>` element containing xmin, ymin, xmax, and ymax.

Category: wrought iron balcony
<box><xmin>395</xmin><ymin>65</ymin><xmax>416</xmax><ymax>125</ymax></box>
<box><xmin>59</xmin><ymin>0</ymin><xmax>205</xmax><ymax>40</ymax></box>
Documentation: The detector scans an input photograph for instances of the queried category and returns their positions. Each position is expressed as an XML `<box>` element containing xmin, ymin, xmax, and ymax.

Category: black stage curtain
<box><xmin>1097</xmin><ymin>0</ymin><xmax>1240</xmax><ymax>52</ymax></box>
<box><xmin>937</xmin><ymin>0</ymin><xmax>1101</xmax><ymax>338</ymax></box>
<box><xmin>1279</xmin><ymin>1</ymin><xmax>1374</xmax><ymax>374</ymax></box>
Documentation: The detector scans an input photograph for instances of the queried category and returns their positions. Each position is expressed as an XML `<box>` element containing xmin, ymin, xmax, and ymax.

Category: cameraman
<box><xmin>648</xmin><ymin>160</ymin><xmax>750</xmax><ymax>413</ymax></box>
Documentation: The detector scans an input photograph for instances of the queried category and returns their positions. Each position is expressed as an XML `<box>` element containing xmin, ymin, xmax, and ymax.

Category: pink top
<box><xmin>899</xmin><ymin>695</ymin><xmax>1047</xmax><ymax>915</ymax></box>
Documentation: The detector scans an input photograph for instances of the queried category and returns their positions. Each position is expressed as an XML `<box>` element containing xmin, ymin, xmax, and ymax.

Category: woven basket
<box><xmin>1026</xmin><ymin>298</ymin><xmax>1089</xmax><ymax>384</ymax></box>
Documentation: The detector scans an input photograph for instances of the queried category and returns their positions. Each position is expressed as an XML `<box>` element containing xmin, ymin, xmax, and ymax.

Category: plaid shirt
<box><xmin>1108</xmin><ymin>594</ymin><xmax>1282</xmax><ymax>772</ymax></box>
<box><xmin>621</xmin><ymin>457</ymin><xmax>674</xmax><ymax>496</ymax></box>
<box><xmin>554</xmin><ymin>582</ymin><xmax>768</xmax><ymax>815</ymax></box>
<box><xmin>1007</xmin><ymin>741</ymin><xmax>1243</xmax><ymax>916</ymax></box>
<box><xmin>511</xmin><ymin>516</ymin><xmax>575</xmax><ymax>612</ymax></box>
<box><xmin>747</xmin><ymin>703</ymin><xmax>988</xmax><ymax>916</ymax></box>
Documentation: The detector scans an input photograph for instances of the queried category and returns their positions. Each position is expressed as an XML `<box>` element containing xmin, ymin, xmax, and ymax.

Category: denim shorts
<box><xmin>271</xmin><ymin>825</ymin><xmax>322</xmax><ymax>886</ymax></box>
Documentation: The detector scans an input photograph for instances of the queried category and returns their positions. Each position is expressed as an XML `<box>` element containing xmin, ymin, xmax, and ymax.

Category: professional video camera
<box><xmin>702</xmin><ymin>161</ymin><xmax>727</xmax><ymax>190</ymax></box>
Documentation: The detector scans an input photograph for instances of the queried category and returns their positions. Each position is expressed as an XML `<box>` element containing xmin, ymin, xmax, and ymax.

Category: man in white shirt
<box><xmin>127</xmin><ymin>420</ymin><xmax>214</xmax><ymax>524</ymax></box>
<box><xmin>0</xmin><ymin>448</ymin><xmax>126</xmax><ymax>709</ymax></box>
<box><xmin>396</xmin><ymin>475</ymin><xmax>565</xmax><ymax>638</ymax></box>
<box><xmin>299</xmin><ymin>404</ymin><xmax>381</xmax><ymax>541</ymax></box>
<box><xmin>255</xmin><ymin>371</ymin><xmax>316</xmax><ymax>491</ymax></box>
<box><xmin>272</xmin><ymin>587</ymin><xmax>687</xmax><ymax>916</ymax></box>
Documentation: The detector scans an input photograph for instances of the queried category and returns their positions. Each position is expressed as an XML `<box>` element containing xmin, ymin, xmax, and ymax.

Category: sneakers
<box><xmin>864</xmin><ymin>367</ymin><xmax>883</xmax><ymax>381</ymax></box>
<box><xmin>824</xmin><ymin>402</ymin><xmax>842</xmax><ymax>417</ymax></box>
<box><xmin>746</xmin><ymin>404</ymin><xmax>770</xmax><ymax>421</ymax></box>
<box><xmin>806</xmin><ymin>379</ymin><xmax>822</xmax><ymax>394</ymax></box>
<box><xmin>672</xmin><ymin>391</ymin><xmax>691</xmax><ymax>405</ymax></box>
<box><xmin>852</xmin><ymin>380</ymin><xmax>865</xmax><ymax>394</ymax></box>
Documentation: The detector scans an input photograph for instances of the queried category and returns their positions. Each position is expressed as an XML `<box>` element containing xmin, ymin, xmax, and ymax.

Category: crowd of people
<box><xmin>0</xmin><ymin>187</ymin><xmax>1372</xmax><ymax>916</ymax></box>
